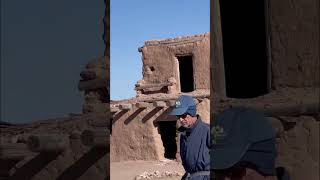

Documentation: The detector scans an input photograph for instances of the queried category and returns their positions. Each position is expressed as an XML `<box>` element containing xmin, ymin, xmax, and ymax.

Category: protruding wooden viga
<box><xmin>27</xmin><ymin>134</ymin><xmax>68</xmax><ymax>152</ymax></box>
<box><xmin>81</xmin><ymin>128</ymin><xmax>109</xmax><ymax>148</ymax></box>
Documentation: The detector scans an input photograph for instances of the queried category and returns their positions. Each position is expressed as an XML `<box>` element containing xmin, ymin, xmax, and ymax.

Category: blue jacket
<box><xmin>180</xmin><ymin>116</ymin><xmax>210</xmax><ymax>180</ymax></box>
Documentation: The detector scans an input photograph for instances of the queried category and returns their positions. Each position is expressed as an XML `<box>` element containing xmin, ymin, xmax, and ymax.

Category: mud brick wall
<box><xmin>139</xmin><ymin>34</ymin><xmax>210</xmax><ymax>91</ymax></box>
<box><xmin>111</xmin><ymin>98</ymin><xmax>210</xmax><ymax>162</ymax></box>
<box><xmin>211</xmin><ymin>87</ymin><xmax>319</xmax><ymax>180</ymax></box>
<box><xmin>269</xmin><ymin>0</ymin><xmax>319</xmax><ymax>88</ymax></box>
<box><xmin>274</xmin><ymin>116</ymin><xmax>319</xmax><ymax>180</ymax></box>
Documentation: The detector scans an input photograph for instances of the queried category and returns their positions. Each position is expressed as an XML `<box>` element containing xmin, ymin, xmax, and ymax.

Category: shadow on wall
<box><xmin>56</xmin><ymin>147</ymin><xmax>107</xmax><ymax>180</ymax></box>
<box><xmin>7</xmin><ymin>147</ymin><xmax>107</xmax><ymax>180</ymax></box>
<box><xmin>112</xmin><ymin>106</ymin><xmax>175</xmax><ymax>126</ymax></box>
<box><xmin>10</xmin><ymin>152</ymin><xmax>60</xmax><ymax>180</ymax></box>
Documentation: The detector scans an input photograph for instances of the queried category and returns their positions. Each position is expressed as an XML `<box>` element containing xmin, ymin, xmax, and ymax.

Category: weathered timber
<box><xmin>136</xmin><ymin>102</ymin><xmax>150</xmax><ymax>108</ymax></box>
<box><xmin>153</xmin><ymin>101</ymin><xmax>167</xmax><ymax>107</ymax></box>
<box><xmin>110</xmin><ymin>106</ymin><xmax>120</xmax><ymax>113</ymax></box>
<box><xmin>141</xmin><ymin>93</ymin><xmax>210</xmax><ymax>102</ymax></box>
<box><xmin>135</xmin><ymin>82</ymin><xmax>174</xmax><ymax>90</ymax></box>
<box><xmin>119</xmin><ymin>104</ymin><xmax>132</xmax><ymax>110</ymax></box>
<box><xmin>231</xmin><ymin>102</ymin><xmax>319</xmax><ymax>116</ymax></box>
<box><xmin>167</xmin><ymin>100</ymin><xmax>176</xmax><ymax>107</ymax></box>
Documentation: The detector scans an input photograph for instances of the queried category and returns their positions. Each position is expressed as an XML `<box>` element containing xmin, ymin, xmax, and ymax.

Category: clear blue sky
<box><xmin>110</xmin><ymin>0</ymin><xmax>210</xmax><ymax>100</ymax></box>
<box><xmin>1</xmin><ymin>0</ymin><xmax>104</xmax><ymax>123</ymax></box>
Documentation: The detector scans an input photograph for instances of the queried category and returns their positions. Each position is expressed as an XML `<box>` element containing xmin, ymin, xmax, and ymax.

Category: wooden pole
<box><xmin>142</xmin><ymin>94</ymin><xmax>210</xmax><ymax>102</ymax></box>
<box><xmin>135</xmin><ymin>82</ymin><xmax>174</xmax><ymax>90</ymax></box>
<box><xmin>211</xmin><ymin>0</ymin><xmax>227</xmax><ymax>98</ymax></box>
<box><xmin>224</xmin><ymin>102</ymin><xmax>320</xmax><ymax>116</ymax></box>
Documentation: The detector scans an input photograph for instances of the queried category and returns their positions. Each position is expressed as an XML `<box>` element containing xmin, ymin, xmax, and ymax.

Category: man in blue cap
<box><xmin>211</xmin><ymin>107</ymin><xmax>290</xmax><ymax>180</ymax></box>
<box><xmin>170</xmin><ymin>95</ymin><xmax>210</xmax><ymax>180</ymax></box>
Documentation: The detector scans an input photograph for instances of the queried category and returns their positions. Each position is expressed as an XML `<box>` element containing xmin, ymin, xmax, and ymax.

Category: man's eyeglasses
<box><xmin>176</xmin><ymin>114</ymin><xmax>188</xmax><ymax>119</ymax></box>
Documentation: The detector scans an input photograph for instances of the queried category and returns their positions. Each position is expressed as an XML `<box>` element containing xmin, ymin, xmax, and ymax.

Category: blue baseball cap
<box><xmin>211</xmin><ymin>107</ymin><xmax>276</xmax><ymax>175</ymax></box>
<box><xmin>169</xmin><ymin>95</ymin><xmax>196</xmax><ymax>116</ymax></box>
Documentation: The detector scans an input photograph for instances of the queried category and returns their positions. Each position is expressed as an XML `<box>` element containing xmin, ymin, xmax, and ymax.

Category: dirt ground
<box><xmin>111</xmin><ymin>159</ymin><xmax>185</xmax><ymax>180</ymax></box>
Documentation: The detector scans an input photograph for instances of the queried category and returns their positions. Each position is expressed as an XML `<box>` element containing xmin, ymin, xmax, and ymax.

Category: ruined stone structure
<box><xmin>111</xmin><ymin>1</ymin><xmax>319</xmax><ymax>180</ymax></box>
<box><xmin>0</xmin><ymin>55</ymin><xmax>109</xmax><ymax>179</ymax></box>
<box><xmin>0</xmin><ymin>0</ymin><xmax>110</xmax><ymax>179</ymax></box>
<box><xmin>0</xmin><ymin>113</ymin><xmax>108</xmax><ymax>180</ymax></box>
<box><xmin>0</xmin><ymin>56</ymin><xmax>109</xmax><ymax>180</ymax></box>
<box><xmin>211</xmin><ymin>1</ymin><xmax>319</xmax><ymax>180</ymax></box>
<box><xmin>111</xmin><ymin>34</ymin><xmax>211</xmax><ymax>162</ymax></box>
<box><xmin>135</xmin><ymin>33</ymin><xmax>210</xmax><ymax>95</ymax></box>
<box><xmin>79</xmin><ymin>56</ymin><xmax>109</xmax><ymax>114</ymax></box>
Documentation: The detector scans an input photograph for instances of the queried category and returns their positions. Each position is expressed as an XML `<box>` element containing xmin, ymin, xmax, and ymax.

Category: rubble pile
<box><xmin>135</xmin><ymin>170</ymin><xmax>182</xmax><ymax>180</ymax></box>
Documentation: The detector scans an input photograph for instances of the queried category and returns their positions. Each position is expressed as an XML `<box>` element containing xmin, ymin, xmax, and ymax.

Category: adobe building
<box><xmin>135</xmin><ymin>33</ymin><xmax>210</xmax><ymax>95</ymax></box>
<box><xmin>111</xmin><ymin>1</ymin><xmax>319</xmax><ymax>180</ymax></box>
<box><xmin>211</xmin><ymin>1</ymin><xmax>319</xmax><ymax>180</ymax></box>
<box><xmin>110</xmin><ymin>33</ymin><xmax>211</xmax><ymax>161</ymax></box>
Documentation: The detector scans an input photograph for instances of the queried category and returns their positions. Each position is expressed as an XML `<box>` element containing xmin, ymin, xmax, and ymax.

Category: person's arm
<box><xmin>179</xmin><ymin>134</ymin><xmax>188</xmax><ymax>180</ymax></box>
<box><xmin>206</xmin><ymin>126</ymin><xmax>211</xmax><ymax>149</ymax></box>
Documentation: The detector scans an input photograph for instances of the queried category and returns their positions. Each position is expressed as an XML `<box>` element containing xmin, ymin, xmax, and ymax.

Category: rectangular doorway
<box><xmin>219</xmin><ymin>0</ymin><xmax>271</xmax><ymax>98</ymax></box>
<box><xmin>177</xmin><ymin>55</ymin><xmax>194</xmax><ymax>92</ymax></box>
<box><xmin>158</xmin><ymin>121</ymin><xmax>178</xmax><ymax>160</ymax></box>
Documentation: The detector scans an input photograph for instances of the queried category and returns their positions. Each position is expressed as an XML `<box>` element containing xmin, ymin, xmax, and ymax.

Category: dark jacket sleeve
<box><xmin>206</xmin><ymin>125</ymin><xmax>211</xmax><ymax>149</ymax></box>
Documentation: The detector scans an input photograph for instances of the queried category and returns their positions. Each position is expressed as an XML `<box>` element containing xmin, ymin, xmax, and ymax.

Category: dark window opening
<box><xmin>178</xmin><ymin>56</ymin><xmax>194</xmax><ymax>92</ymax></box>
<box><xmin>158</xmin><ymin>121</ymin><xmax>177</xmax><ymax>159</ymax></box>
<box><xmin>220</xmin><ymin>0</ymin><xmax>270</xmax><ymax>98</ymax></box>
